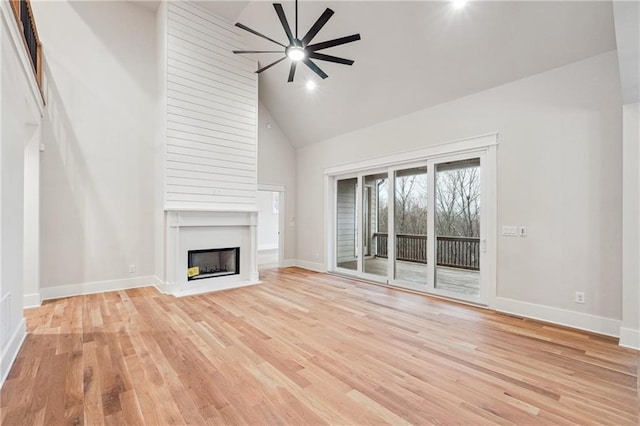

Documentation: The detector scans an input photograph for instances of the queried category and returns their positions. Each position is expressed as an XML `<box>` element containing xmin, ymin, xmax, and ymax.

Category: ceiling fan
<box><xmin>232</xmin><ymin>0</ymin><xmax>361</xmax><ymax>82</ymax></box>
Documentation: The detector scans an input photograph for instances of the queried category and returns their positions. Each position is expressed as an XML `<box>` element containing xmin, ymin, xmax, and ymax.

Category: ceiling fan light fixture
<box><xmin>286</xmin><ymin>45</ymin><xmax>306</xmax><ymax>61</ymax></box>
<box><xmin>233</xmin><ymin>0</ymin><xmax>361</xmax><ymax>82</ymax></box>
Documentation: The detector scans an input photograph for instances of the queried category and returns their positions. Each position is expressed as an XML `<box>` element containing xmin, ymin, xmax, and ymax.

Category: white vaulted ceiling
<box><xmin>201</xmin><ymin>1</ymin><xmax>616</xmax><ymax>147</ymax></box>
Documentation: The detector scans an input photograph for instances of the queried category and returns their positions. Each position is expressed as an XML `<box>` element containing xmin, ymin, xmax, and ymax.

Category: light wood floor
<box><xmin>1</xmin><ymin>267</ymin><xmax>638</xmax><ymax>425</ymax></box>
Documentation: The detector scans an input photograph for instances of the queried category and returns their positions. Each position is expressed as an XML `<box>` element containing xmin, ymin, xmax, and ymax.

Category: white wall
<box><xmin>32</xmin><ymin>1</ymin><xmax>157</xmax><ymax>295</ymax></box>
<box><xmin>257</xmin><ymin>102</ymin><xmax>296</xmax><ymax>263</ymax></box>
<box><xmin>155</xmin><ymin>2</ymin><xmax>168</xmax><ymax>282</ymax></box>
<box><xmin>621</xmin><ymin>101</ymin><xmax>640</xmax><ymax>348</ymax></box>
<box><xmin>296</xmin><ymin>51</ymin><xmax>623</xmax><ymax>327</ymax></box>
<box><xmin>257</xmin><ymin>191</ymin><xmax>279</xmax><ymax>250</ymax></box>
<box><xmin>23</xmin><ymin>125</ymin><xmax>40</xmax><ymax>308</ymax></box>
<box><xmin>0</xmin><ymin>2</ymin><xmax>43</xmax><ymax>384</ymax></box>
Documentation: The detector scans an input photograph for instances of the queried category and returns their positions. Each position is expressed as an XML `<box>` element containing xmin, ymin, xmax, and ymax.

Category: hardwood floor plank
<box><xmin>1</xmin><ymin>267</ymin><xmax>638</xmax><ymax>425</ymax></box>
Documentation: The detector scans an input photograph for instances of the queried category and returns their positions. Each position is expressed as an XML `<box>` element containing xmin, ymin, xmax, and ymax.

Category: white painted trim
<box><xmin>258</xmin><ymin>243</ymin><xmax>279</xmax><ymax>251</ymax></box>
<box><xmin>164</xmin><ymin>205</ymin><xmax>259</xmax><ymax>213</ymax></box>
<box><xmin>325</xmin><ymin>174</ymin><xmax>336</xmax><ymax>272</ymax></box>
<box><xmin>295</xmin><ymin>260</ymin><xmax>327</xmax><ymax>273</ymax></box>
<box><xmin>1</xmin><ymin>318</ymin><xmax>26</xmax><ymax>387</ymax></box>
<box><xmin>40</xmin><ymin>276</ymin><xmax>160</xmax><ymax>301</ymax></box>
<box><xmin>484</xmin><ymin>145</ymin><xmax>498</xmax><ymax>308</ymax></box>
<box><xmin>258</xmin><ymin>183</ymin><xmax>286</xmax><ymax>192</ymax></box>
<box><xmin>494</xmin><ymin>297</ymin><xmax>621</xmax><ymax>338</ymax></box>
<box><xmin>324</xmin><ymin>133</ymin><xmax>498</xmax><ymax>176</ymax></box>
<box><xmin>277</xmin><ymin>192</ymin><xmax>285</xmax><ymax>268</ymax></box>
<box><xmin>619</xmin><ymin>327</ymin><xmax>640</xmax><ymax>350</ymax></box>
<box><xmin>151</xmin><ymin>276</ymin><xmax>167</xmax><ymax>294</ymax></box>
<box><xmin>23</xmin><ymin>293</ymin><xmax>41</xmax><ymax>308</ymax></box>
<box><xmin>0</xmin><ymin>3</ymin><xmax>44</xmax><ymax>114</ymax></box>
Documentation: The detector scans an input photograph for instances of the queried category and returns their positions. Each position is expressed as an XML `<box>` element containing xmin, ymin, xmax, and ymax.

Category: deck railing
<box><xmin>373</xmin><ymin>233</ymin><xmax>480</xmax><ymax>271</ymax></box>
<box><xmin>9</xmin><ymin>0</ymin><xmax>42</xmax><ymax>91</ymax></box>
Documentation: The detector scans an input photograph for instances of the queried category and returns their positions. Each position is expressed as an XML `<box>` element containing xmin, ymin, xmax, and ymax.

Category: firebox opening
<box><xmin>187</xmin><ymin>247</ymin><xmax>240</xmax><ymax>281</ymax></box>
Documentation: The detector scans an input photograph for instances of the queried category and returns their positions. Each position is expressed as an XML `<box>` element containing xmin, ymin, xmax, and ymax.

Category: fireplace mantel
<box><xmin>163</xmin><ymin>210</ymin><xmax>259</xmax><ymax>297</ymax></box>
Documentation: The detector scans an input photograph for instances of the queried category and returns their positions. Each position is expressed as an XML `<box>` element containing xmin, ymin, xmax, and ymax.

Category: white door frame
<box><xmin>324</xmin><ymin>134</ymin><xmax>497</xmax><ymax>307</ymax></box>
<box><xmin>257</xmin><ymin>184</ymin><xmax>285</xmax><ymax>268</ymax></box>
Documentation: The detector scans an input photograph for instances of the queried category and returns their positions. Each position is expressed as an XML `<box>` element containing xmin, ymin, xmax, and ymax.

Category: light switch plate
<box><xmin>502</xmin><ymin>226</ymin><xmax>517</xmax><ymax>236</ymax></box>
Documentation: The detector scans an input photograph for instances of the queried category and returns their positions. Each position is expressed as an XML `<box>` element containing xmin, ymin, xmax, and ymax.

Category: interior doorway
<box><xmin>257</xmin><ymin>190</ymin><xmax>281</xmax><ymax>269</ymax></box>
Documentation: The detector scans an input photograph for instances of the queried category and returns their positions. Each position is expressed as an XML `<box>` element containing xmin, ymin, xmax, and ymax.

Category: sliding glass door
<box><xmin>363</xmin><ymin>173</ymin><xmax>388</xmax><ymax>278</ymax></box>
<box><xmin>332</xmin><ymin>150</ymin><xmax>489</xmax><ymax>305</ymax></box>
<box><xmin>394</xmin><ymin>167</ymin><xmax>428</xmax><ymax>284</ymax></box>
<box><xmin>433</xmin><ymin>158</ymin><xmax>482</xmax><ymax>298</ymax></box>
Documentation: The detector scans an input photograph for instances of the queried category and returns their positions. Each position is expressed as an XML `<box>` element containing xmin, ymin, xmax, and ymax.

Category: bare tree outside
<box><xmin>376</xmin><ymin>164</ymin><xmax>480</xmax><ymax>239</ymax></box>
<box><xmin>435</xmin><ymin>164</ymin><xmax>480</xmax><ymax>238</ymax></box>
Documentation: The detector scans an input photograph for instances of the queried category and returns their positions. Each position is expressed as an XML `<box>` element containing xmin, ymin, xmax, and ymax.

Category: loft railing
<box><xmin>9</xmin><ymin>0</ymin><xmax>42</xmax><ymax>91</ymax></box>
<box><xmin>373</xmin><ymin>233</ymin><xmax>480</xmax><ymax>271</ymax></box>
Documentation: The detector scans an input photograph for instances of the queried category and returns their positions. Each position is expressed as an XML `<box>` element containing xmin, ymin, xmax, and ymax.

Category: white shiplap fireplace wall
<box><xmin>157</xmin><ymin>1</ymin><xmax>259</xmax><ymax>296</ymax></box>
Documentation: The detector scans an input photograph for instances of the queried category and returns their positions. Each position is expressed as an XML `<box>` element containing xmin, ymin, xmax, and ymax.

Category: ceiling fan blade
<box><xmin>288</xmin><ymin>62</ymin><xmax>297</xmax><ymax>83</ymax></box>
<box><xmin>308</xmin><ymin>34</ymin><xmax>361</xmax><ymax>52</ymax></box>
<box><xmin>256</xmin><ymin>57</ymin><xmax>287</xmax><ymax>74</ymax></box>
<box><xmin>301</xmin><ymin>8</ymin><xmax>335</xmax><ymax>45</ymax></box>
<box><xmin>235</xmin><ymin>23</ymin><xmax>286</xmax><ymax>48</ymax></box>
<box><xmin>303</xmin><ymin>58</ymin><xmax>328</xmax><ymax>79</ymax></box>
<box><xmin>308</xmin><ymin>52</ymin><xmax>354</xmax><ymax>66</ymax></box>
<box><xmin>273</xmin><ymin>3</ymin><xmax>294</xmax><ymax>44</ymax></box>
<box><xmin>233</xmin><ymin>50</ymin><xmax>284</xmax><ymax>54</ymax></box>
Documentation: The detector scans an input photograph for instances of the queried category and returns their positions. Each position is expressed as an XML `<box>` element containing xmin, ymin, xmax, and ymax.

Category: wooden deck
<box><xmin>339</xmin><ymin>257</ymin><xmax>480</xmax><ymax>295</ymax></box>
<box><xmin>1</xmin><ymin>268</ymin><xmax>638</xmax><ymax>424</ymax></box>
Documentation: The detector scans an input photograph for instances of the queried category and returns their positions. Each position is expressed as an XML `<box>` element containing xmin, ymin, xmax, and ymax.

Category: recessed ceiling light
<box><xmin>306</xmin><ymin>80</ymin><xmax>316</xmax><ymax>91</ymax></box>
<box><xmin>452</xmin><ymin>0</ymin><xmax>468</xmax><ymax>9</ymax></box>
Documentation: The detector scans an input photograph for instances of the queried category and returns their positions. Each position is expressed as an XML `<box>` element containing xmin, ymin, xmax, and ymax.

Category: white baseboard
<box><xmin>151</xmin><ymin>276</ymin><xmax>167</xmax><ymax>294</ymax></box>
<box><xmin>619</xmin><ymin>327</ymin><xmax>640</xmax><ymax>349</ymax></box>
<box><xmin>40</xmin><ymin>275</ymin><xmax>159</xmax><ymax>301</ymax></box>
<box><xmin>494</xmin><ymin>297</ymin><xmax>621</xmax><ymax>337</ymax></box>
<box><xmin>1</xmin><ymin>318</ymin><xmax>26</xmax><ymax>387</ymax></box>
<box><xmin>294</xmin><ymin>259</ymin><xmax>327</xmax><ymax>273</ymax></box>
<box><xmin>281</xmin><ymin>259</ymin><xmax>297</xmax><ymax>267</ymax></box>
<box><xmin>23</xmin><ymin>293</ymin><xmax>41</xmax><ymax>308</ymax></box>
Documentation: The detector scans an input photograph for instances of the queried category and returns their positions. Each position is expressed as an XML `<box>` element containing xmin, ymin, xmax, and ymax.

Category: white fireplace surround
<box><xmin>164</xmin><ymin>210</ymin><xmax>259</xmax><ymax>297</ymax></box>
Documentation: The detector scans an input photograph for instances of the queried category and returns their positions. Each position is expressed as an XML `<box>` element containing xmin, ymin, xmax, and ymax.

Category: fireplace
<box><xmin>187</xmin><ymin>247</ymin><xmax>240</xmax><ymax>281</ymax></box>
<box><xmin>163</xmin><ymin>210</ymin><xmax>259</xmax><ymax>297</ymax></box>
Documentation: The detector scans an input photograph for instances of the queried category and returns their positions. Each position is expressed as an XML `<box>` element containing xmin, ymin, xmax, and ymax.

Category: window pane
<box><xmin>394</xmin><ymin>167</ymin><xmax>428</xmax><ymax>283</ymax></box>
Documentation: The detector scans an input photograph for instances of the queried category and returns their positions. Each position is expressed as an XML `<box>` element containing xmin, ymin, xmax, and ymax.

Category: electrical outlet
<box><xmin>129</xmin><ymin>264</ymin><xmax>136</xmax><ymax>273</ymax></box>
<box><xmin>518</xmin><ymin>226</ymin><xmax>527</xmax><ymax>237</ymax></box>
<box><xmin>575</xmin><ymin>291</ymin><xmax>585</xmax><ymax>304</ymax></box>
